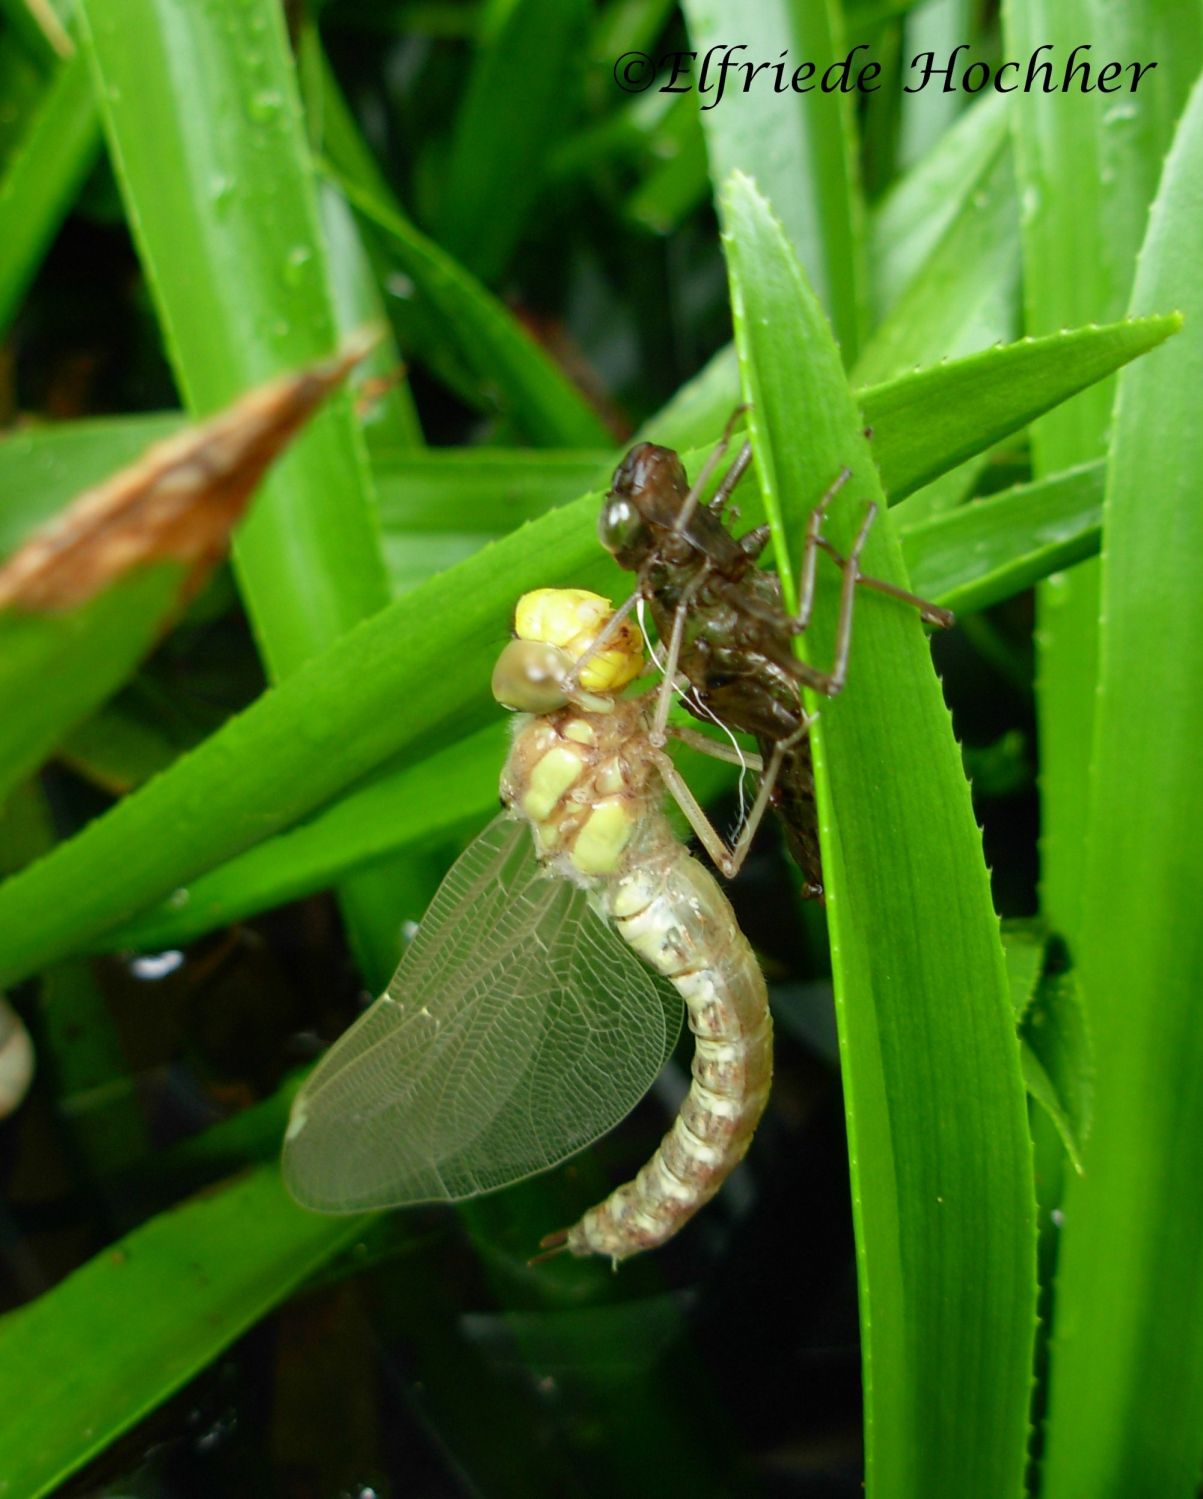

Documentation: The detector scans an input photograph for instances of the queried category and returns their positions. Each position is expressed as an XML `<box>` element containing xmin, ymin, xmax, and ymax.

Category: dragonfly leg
<box><xmin>803</xmin><ymin>499</ymin><xmax>879</xmax><ymax>697</ymax></box>
<box><xmin>815</xmin><ymin>534</ymin><xmax>955</xmax><ymax>628</ymax></box>
<box><xmin>792</xmin><ymin>480</ymin><xmax>953</xmax><ymax>696</ymax></box>
<box><xmin>654</xmin><ymin>716</ymin><xmax>811</xmax><ymax>880</ymax></box>
<box><xmin>673</xmin><ymin>406</ymin><xmax>748</xmax><ymax>535</ymax></box>
<box><xmin>706</xmin><ymin>438</ymin><xmax>753</xmax><ymax>519</ymax></box>
<box><xmin>795</xmin><ymin>467</ymin><xmax>854</xmax><ymax>632</ymax></box>
<box><xmin>647</xmin><ymin>567</ymin><xmax>710</xmax><ymax>746</ymax></box>
<box><xmin>667</xmin><ymin>723</ymin><xmax>764</xmax><ymax>773</ymax></box>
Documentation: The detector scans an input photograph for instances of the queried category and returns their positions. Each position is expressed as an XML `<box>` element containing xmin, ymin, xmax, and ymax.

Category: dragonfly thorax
<box><xmin>501</xmin><ymin>698</ymin><xmax>665</xmax><ymax>884</ymax></box>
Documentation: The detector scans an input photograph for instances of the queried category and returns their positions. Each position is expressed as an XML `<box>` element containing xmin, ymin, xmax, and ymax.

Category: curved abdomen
<box><xmin>564</xmin><ymin>835</ymin><xmax>773</xmax><ymax>1260</ymax></box>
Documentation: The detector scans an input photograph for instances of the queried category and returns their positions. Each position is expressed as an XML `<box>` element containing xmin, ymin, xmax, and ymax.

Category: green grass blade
<box><xmin>1040</xmin><ymin>74</ymin><xmax>1203</xmax><ymax>1499</ymax></box>
<box><xmin>0</xmin><ymin>415</ymin><xmax>183</xmax><ymax>556</ymax></box>
<box><xmin>295</xmin><ymin>33</ymin><xmax>420</xmax><ymax>450</ymax></box>
<box><xmin>0</xmin><ymin>317</ymin><xmax>1159</xmax><ymax>594</ymax></box>
<box><xmin>76</xmin><ymin>0</ymin><xmax>427</xmax><ymax>987</ymax></box>
<box><xmin>631</xmin><ymin>315</ymin><xmax>1177</xmax><ymax>500</ymax></box>
<box><xmin>623</xmin><ymin>94</ymin><xmax>710</xmax><ymax>234</ymax></box>
<box><xmin>106</xmin><ymin>724</ymin><xmax>503</xmax><ymax>951</ymax></box>
<box><xmin>307</xmin><ymin>44</ymin><xmax>479</xmax><ymax>410</ymax></box>
<box><xmin>1002</xmin><ymin>919</ymin><xmax>1048</xmax><ymax>1018</ymax></box>
<box><xmin>333</xmin><ymin>168</ymin><xmax>611</xmax><ymax>448</ymax></box>
<box><xmin>866</xmin><ymin>314</ymin><xmax>1180</xmax><ymax>501</ymax></box>
<box><xmin>375</xmin><ymin>447</ymin><xmax>614</xmax><ymax>592</ymax></box>
<box><xmin>57</xmin><ymin>696</ymin><xmax>198</xmax><ymax>794</ymax></box>
<box><xmin>852</xmin><ymin>131</ymin><xmax>1018</xmax><ymax>387</ymax></box>
<box><xmin>1019</xmin><ymin>972</ymin><xmax>1090</xmax><ymax>1176</ymax></box>
<box><xmin>899</xmin><ymin>460</ymin><xmax>1104</xmax><ymax>615</ymax></box>
<box><xmin>2</xmin><ymin>306</ymin><xmax>1153</xmax><ymax>557</ymax></box>
<box><xmin>0</xmin><ymin>43</ymin><xmax>101</xmax><ymax>334</ymax></box>
<box><xmin>77</xmin><ymin>0</ymin><xmax>390</xmax><ymax>681</ymax></box>
<box><xmin>0</xmin><ymin>1167</ymin><xmax>367</xmax><ymax>1499</ymax></box>
<box><xmin>374</xmin><ymin>448</ymin><xmax>614</xmax><ymax>532</ymax></box>
<box><xmin>316</xmin><ymin>178</ymin><xmax>421</xmax><ymax>448</ymax></box>
<box><xmin>871</xmin><ymin>88</ymin><xmax>1016</xmax><ymax>524</ymax></box>
<box><xmin>438</xmin><ymin>0</ymin><xmax>590</xmax><ymax>283</ymax></box>
<box><xmin>681</xmin><ymin>0</ymin><xmax>867</xmax><ymax>359</ymax></box>
<box><xmin>0</xmin><ymin>567</ymin><xmax>183</xmax><ymax>805</ymax></box>
<box><xmin>589</xmin><ymin>0</ymin><xmax>679</xmax><ymax>60</ymax></box>
<box><xmin>722</xmin><ymin>170</ymin><xmax>1034</xmax><ymax>1499</ymax></box>
<box><xmin>894</xmin><ymin>0</ymin><xmax>972</xmax><ymax>171</ymax></box>
<box><xmin>1004</xmin><ymin>0</ymin><xmax>1203</xmax><ymax>941</ymax></box>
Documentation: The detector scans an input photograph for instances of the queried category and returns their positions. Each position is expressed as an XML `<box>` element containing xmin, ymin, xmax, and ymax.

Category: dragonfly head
<box><xmin>493</xmin><ymin>588</ymin><xmax>643</xmax><ymax>715</ymax></box>
<box><xmin>600</xmin><ymin>443</ymin><xmax>689</xmax><ymax>566</ymax></box>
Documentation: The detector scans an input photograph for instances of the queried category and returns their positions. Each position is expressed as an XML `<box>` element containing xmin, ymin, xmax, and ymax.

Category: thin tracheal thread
<box><xmin>635</xmin><ymin>599</ymin><xmax>754</xmax><ymax>833</ymax></box>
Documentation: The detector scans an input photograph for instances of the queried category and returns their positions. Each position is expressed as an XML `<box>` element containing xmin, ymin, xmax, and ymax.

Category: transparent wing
<box><xmin>282</xmin><ymin>814</ymin><xmax>684</xmax><ymax>1212</ymax></box>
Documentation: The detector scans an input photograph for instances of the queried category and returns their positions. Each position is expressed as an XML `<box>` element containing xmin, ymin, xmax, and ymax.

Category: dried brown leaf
<box><xmin>0</xmin><ymin>331</ymin><xmax>378</xmax><ymax>614</ymax></box>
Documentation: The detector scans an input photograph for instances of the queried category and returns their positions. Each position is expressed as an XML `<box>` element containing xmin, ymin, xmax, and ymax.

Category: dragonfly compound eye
<box><xmin>598</xmin><ymin>495</ymin><xmax>647</xmax><ymax>560</ymax></box>
<box><xmin>492</xmin><ymin>638</ymin><xmax>575</xmax><ymax>713</ymax></box>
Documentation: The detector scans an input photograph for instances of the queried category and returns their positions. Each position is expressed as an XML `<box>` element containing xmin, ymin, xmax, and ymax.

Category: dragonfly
<box><xmin>283</xmin><ymin>586</ymin><xmax>772</xmax><ymax>1261</ymax></box>
<box><xmin>593</xmin><ymin>416</ymin><xmax>955</xmax><ymax>897</ymax></box>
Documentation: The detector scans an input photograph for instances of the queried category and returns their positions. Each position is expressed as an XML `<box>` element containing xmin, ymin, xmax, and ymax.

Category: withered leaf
<box><xmin>0</xmin><ymin>331</ymin><xmax>377</xmax><ymax>615</ymax></box>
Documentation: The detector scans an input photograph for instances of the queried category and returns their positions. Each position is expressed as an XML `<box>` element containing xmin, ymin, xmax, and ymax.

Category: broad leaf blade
<box><xmin>0</xmin><ymin>45</ymin><xmax>101</xmax><ymax>335</ymax></box>
<box><xmin>899</xmin><ymin>460</ymin><xmax>1104</xmax><ymax>616</ymax></box>
<box><xmin>438</xmin><ymin>0</ymin><xmax>590</xmax><ymax>284</ymax></box>
<box><xmin>866</xmin><ymin>314</ymin><xmax>1179</xmax><ymax>501</ymax></box>
<box><xmin>78</xmin><ymin>0</ymin><xmax>390</xmax><ymax>680</ymax></box>
<box><xmin>332</xmin><ymin>169</ymin><xmax>611</xmax><ymax>448</ymax></box>
<box><xmin>0</xmin><ymin>351</ymin><xmax>361</xmax><ymax>805</ymax></box>
<box><xmin>682</xmin><ymin>0</ymin><xmax>867</xmax><ymax>359</ymax></box>
<box><xmin>722</xmin><ymin>171</ymin><xmax>1035</xmax><ymax>1499</ymax></box>
<box><xmin>1041</xmin><ymin>73</ymin><xmax>1203</xmax><ymax>1499</ymax></box>
<box><xmin>0</xmin><ymin>1168</ymin><xmax>368</xmax><ymax>1499</ymax></box>
<box><xmin>1004</xmin><ymin>0</ymin><xmax>1203</xmax><ymax>942</ymax></box>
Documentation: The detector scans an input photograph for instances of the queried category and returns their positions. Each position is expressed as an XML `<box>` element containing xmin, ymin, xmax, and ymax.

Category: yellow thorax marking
<box><xmin>573</xmin><ymin>800</ymin><xmax>636</xmax><ymax>875</ymax></box>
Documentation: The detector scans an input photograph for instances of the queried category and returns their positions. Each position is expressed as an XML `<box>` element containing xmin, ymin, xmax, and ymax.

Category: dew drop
<box><xmin>283</xmin><ymin>244</ymin><xmax>312</xmax><ymax>287</ymax></box>
<box><xmin>129</xmin><ymin>950</ymin><xmax>186</xmax><ymax>980</ymax></box>
<box><xmin>209</xmin><ymin>173</ymin><xmax>235</xmax><ymax>210</ymax></box>
<box><xmin>1103</xmin><ymin>101</ymin><xmax>1139</xmax><ymax>127</ymax></box>
<box><xmin>248</xmin><ymin>88</ymin><xmax>282</xmax><ymax>123</ymax></box>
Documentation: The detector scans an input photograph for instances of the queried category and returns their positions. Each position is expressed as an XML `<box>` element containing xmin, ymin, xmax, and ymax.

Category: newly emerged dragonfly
<box><xmin>594</xmin><ymin>418</ymin><xmax>954</xmax><ymax>897</ymax></box>
<box><xmin>284</xmin><ymin>588</ymin><xmax>772</xmax><ymax>1261</ymax></box>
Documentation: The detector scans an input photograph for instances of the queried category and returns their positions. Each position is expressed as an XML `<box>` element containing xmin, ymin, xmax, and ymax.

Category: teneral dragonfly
<box><xmin>283</xmin><ymin>587</ymin><xmax>772</xmax><ymax>1261</ymax></box>
<box><xmin>595</xmin><ymin>419</ymin><xmax>954</xmax><ymax>898</ymax></box>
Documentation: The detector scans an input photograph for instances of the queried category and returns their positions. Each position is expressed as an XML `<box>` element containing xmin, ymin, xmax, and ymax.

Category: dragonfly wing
<box><xmin>282</xmin><ymin>814</ymin><xmax>684</xmax><ymax>1212</ymax></box>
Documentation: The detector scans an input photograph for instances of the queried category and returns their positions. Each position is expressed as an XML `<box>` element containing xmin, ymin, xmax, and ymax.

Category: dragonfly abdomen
<box><xmin>560</xmin><ymin>840</ymin><xmax>772</xmax><ymax>1260</ymax></box>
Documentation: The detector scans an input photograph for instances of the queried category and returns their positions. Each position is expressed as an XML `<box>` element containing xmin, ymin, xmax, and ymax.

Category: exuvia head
<box><xmin>599</xmin><ymin>443</ymin><xmax>689</xmax><ymax>566</ymax></box>
<box><xmin>492</xmin><ymin>588</ymin><xmax>643</xmax><ymax>715</ymax></box>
